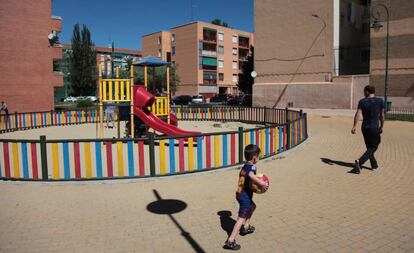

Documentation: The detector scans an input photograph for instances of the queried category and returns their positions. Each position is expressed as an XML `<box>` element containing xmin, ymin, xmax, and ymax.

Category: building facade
<box><xmin>0</xmin><ymin>0</ymin><xmax>63</xmax><ymax>112</ymax></box>
<box><xmin>142</xmin><ymin>22</ymin><xmax>254</xmax><ymax>98</ymax></box>
<box><xmin>253</xmin><ymin>0</ymin><xmax>414</xmax><ymax>109</ymax></box>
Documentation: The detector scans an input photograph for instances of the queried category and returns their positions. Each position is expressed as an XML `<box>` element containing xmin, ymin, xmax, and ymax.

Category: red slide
<box><xmin>133</xmin><ymin>85</ymin><xmax>201</xmax><ymax>137</ymax></box>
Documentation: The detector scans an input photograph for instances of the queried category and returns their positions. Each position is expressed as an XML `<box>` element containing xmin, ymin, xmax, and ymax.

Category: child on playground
<box><xmin>224</xmin><ymin>144</ymin><xmax>269</xmax><ymax>250</ymax></box>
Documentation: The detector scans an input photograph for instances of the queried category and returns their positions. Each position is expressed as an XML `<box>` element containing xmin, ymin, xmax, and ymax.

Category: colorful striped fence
<box><xmin>0</xmin><ymin>109</ymin><xmax>99</xmax><ymax>133</ymax></box>
<box><xmin>0</xmin><ymin>107</ymin><xmax>307</xmax><ymax>181</ymax></box>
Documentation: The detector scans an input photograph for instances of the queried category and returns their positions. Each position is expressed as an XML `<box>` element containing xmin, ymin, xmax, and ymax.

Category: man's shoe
<box><xmin>349</xmin><ymin>160</ymin><xmax>361</xmax><ymax>174</ymax></box>
<box><xmin>371</xmin><ymin>164</ymin><xmax>378</xmax><ymax>171</ymax></box>
<box><xmin>223</xmin><ymin>240</ymin><xmax>241</xmax><ymax>250</ymax></box>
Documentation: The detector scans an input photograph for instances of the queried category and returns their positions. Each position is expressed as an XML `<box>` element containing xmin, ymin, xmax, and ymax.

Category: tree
<box><xmin>211</xmin><ymin>19</ymin><xmax>229</xmax><ymax>27</ymax></box>
<box><xmin>133</xmin><ymin>64</ymin><xmax>180</xmax><ymax>95</ymax></box>
<box><xmin>69</xmin><ymin>24</ymin><xmax>97</xmax><ymax>96</ymax></box>
<box><xmin>238</xmin><ymin>46</ymin><xmax>254</xmax><ymax>94</ymax></box>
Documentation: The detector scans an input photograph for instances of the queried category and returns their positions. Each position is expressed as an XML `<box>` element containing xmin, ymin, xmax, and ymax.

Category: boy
<box><xmin>224</xmin><ymin>144</ymin><xmax>269</xmax><ymax>250</ymax></box>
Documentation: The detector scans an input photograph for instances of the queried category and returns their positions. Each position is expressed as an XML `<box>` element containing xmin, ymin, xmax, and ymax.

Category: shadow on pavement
<box><xmin>147</xmin><ymin>190</ymin><xmax>205</xmax><ymax>253</ymax></box>
<box><xmin>321</xmin><ymin>158</ymin><xmax>371</xmax><ymax>174</ymax></box>
<box><xmin>217</xmin><ymin>211</ymin><xmax>236</xmax><ymax>237</ymax></box>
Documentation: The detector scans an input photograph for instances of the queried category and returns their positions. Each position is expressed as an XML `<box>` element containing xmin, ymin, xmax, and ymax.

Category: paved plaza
<box><xmin>0</xmin><ymin>113</ymin><xmax>413</xmax><ymax>253</ymax></box>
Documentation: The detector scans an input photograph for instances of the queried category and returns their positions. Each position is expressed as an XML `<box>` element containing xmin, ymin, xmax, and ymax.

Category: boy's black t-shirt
<box><xmin>357</xmin><ymin>97</ymin><xmax>384</xmax><ymax>129</ymax></box>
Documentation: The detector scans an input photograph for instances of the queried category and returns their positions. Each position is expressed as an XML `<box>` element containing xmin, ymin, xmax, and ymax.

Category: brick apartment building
<box><xmin>253</xmin><ymin>0</ymin><xmax>414</xmax><ymax>109</ymax></box>
<box><xmin>0</xmin><ymin>0</ymin><xmax>63</xmax><ymax>112</ymax></box>
<box><xmin>142</xmin><ymin>21</ymin><xmax>254</xmax><ymax>98</ymax></box>
<box><xmin>56</xmin><ymin>45</ymin><xmax>142</xmax><ymax>99</ymax></box>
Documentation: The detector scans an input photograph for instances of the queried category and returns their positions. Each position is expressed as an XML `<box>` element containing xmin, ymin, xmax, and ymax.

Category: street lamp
<box><xmin>371</xmin><ymin>4</ymin><xmax>390</xmax><ymax>115</ymax></box>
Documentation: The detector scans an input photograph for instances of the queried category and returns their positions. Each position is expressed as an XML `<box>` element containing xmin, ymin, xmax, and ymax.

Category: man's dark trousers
<box><xmin>359</xmin><ymin>127</ymin><xmax>381</xmax><ymax>167</ymax></box>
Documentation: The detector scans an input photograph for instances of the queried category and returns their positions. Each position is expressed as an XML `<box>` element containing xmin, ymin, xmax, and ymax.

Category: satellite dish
<box><xmin>251</xmin><ymin>71</ymin><xmax>257</xmax><ymax>78</ymax></box>
<box><xmin>48</xmin><ymin>33</ymin><xmax>54</xmax><ymax>40</ymax></box>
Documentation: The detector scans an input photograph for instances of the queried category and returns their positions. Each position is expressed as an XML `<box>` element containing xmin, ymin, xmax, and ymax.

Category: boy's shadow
<box><xmin>217</xmin><ymin>211</ymin><xmax>236</xmax><ymax>237</ymax></box>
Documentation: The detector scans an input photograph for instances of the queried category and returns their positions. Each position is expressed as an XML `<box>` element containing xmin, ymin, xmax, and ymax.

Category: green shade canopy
<box><xmin>202</xmin><ymin>57</ymin><xmax>217</xmax><ymax>66</ymax></box>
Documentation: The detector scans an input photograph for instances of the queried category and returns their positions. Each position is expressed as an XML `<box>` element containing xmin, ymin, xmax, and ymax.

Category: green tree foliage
<box><xmin>211</xmin><ymin>19</ymin><xmax>229</xmax><ymax>27</ymax></box>
<box><xmin>69</xmin><ymin>24</ymin><xmax>97</xmax><ymax>96</ymax></box>
<box><xmin>133</xmin><ymin>64</ymin><xmax>180</xmax><ymax>95</ymax></box>
<box><xmin>238</xmin><ymin>46</ymin><xmax>254</xmax><ymax>94</ymax></box>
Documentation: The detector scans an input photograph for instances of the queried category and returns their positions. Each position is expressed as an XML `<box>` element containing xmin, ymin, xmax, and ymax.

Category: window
<box><xmin>232</xmin><ymin>35</ymin><xmax>238</xmax><ymax>43</ymax></box>
<box><xmin>218</xmin><ymin>32</ymin><xmax>224</xmax><ymax>41</ymax></box>
<box><xmin>232</xmin><ymin>74</ymin><xmax>238</xmax><ymax>83</ymax></box>
<box><xmin>219</xmin><ymin>73</ymin><xmax>224</xmax><ymax>81</ymax></box>
<box><xmin>232</xmin><ymin>61</ymin><xmax>237</xmax><ymax>69</ymax></box>
<box><xmin>218</xmin><ymin>45</ymin><xmax>224</xmax><ymax>54</ymax></box>
<box><xmin>158</xmin><ymin>36</ymin><xmax>161</xmax><ymax>45</ymax></box>
<box><xmin>158</xmin><ymin>49</ymin><xmax>161</xmax><ymax>57</ymax></box>
<box><xmin>218</xmin><ymin>60</ymin><xmax>224</xmax><ymax>68</ymax></box>
<box><xmin>172</xmin><ymin>46</ymin><xmax>176</xmax><ymax>55</ymax></box>
<box><xmin>232</xmin><ymin>48</ymin><xmax>238</xmax><ymax>55</ymax></box>
<box><xmin>171</xmin><ymin>34</ymin><xmax>175</xmax><ymax>42</ymax></box>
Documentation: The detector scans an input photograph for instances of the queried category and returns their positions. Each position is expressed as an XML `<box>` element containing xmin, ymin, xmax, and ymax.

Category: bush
<box><xmin>76</xmin><ymin>98</ymin><xmax>95</xmax><ymax>109</ymax></box>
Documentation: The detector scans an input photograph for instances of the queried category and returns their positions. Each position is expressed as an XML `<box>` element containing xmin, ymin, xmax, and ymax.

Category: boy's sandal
<box><xmin>240</xmin><ymin>225</ymin><xmax>255</xmax><ymax>235</ymax></box>
<box><xmin>223</xmin><ymin>240</ymin><xmax>241</xmax><ymax>250</ymax></box>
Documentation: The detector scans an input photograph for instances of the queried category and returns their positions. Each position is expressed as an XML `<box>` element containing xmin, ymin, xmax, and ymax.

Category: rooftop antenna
<box><xmin>190</xmin><ymin>0</ymin><xmax>197</xmax><ymax>21</ymax></box>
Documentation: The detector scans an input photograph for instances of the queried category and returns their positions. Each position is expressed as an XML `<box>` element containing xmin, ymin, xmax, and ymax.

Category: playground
<box><xmin>0</xmin><ymin>113</ymin><xmax>413</xmax><ymax>252</ymax></box>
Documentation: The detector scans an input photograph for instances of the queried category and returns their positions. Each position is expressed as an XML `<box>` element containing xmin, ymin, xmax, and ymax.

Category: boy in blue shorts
<box><xmin>224</xmin><ymin>144</ymin><xmax>269</xmax><ymax>250</ymax></box>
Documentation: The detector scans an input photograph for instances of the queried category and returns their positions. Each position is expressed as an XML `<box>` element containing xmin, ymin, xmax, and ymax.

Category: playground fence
<box><xmin>0</xmin><ymin>106</ymin><xmax>307</xmax><ymax>181</ymax></box>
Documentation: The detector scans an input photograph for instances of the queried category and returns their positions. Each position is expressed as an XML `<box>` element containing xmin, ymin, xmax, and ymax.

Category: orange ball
<box><xmin>250</xmin><ymin>173</ymin><xmax>269</xmax><ymax>194</ymax></box>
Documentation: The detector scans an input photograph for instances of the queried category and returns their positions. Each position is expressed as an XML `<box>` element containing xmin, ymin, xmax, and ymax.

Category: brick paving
<box><xmin>0</xmin><ymin>114</ymin><xmax>413</xmax><ymax>253</ymax></box>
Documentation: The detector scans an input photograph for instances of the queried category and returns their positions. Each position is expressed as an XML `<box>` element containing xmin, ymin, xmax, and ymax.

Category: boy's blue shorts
<box><xmin>237</xmin><ymin>196</ymin><xmax>255</xmax><ymax>219</ymax></box>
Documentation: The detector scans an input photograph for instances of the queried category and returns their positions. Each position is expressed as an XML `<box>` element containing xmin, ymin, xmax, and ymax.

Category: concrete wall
<box><xmin>253</xmin><ymin>75</ymin><xmax>369</xmax><ymax>109</ymax></box>
<box><xmin>254</xmin><ymin>0</ymin><xmax>334</xmax><ymax>84</ymax></box>
<box><xmin>0</xmin><ymin>0</ymin><xmax>63</xmax><ymax>112</ymax></box>
<box><xmin>369</xmin><ymin>0</ymin><xmax>414</xmax><ymax>107</ymax></box>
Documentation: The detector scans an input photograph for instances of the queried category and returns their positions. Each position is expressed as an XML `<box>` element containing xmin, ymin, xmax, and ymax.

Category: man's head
<box><xmin>244</xmin><ymin>144</ymin><xmax>261</xmax><ymax>163</ymax></box>
<box><xmin>364</xmin><ymin>85</ymin><xmax>375</xmax><ymax>97</ymax></box>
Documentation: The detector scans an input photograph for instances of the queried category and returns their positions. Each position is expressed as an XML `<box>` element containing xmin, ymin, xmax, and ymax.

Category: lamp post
<box><xmin>371</xmin><ymin>4</ymin><xmax>390</xmax><ymax>115</ymax></box>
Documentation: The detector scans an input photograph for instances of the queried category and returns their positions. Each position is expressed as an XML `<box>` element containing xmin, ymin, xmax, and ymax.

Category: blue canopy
<box><xmin>132</xmin><ymin>55</ymin><xmax>169</xmax><ymax>66</ymax></box>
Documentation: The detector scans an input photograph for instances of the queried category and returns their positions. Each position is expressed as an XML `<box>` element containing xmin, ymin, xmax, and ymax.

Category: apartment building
<box><xmin>142</xmin><ymin>21</ymin><xmax>254</xmax><ymax>98</ymax></box>
<box><xmin>0</xmin><ymin>0</ymin><xmax>63</xmax><ymax>112</ymax></box>
<box><xmin>253</xmin><ymin>0</ymin><xmax>414</xmax><ymax>109</ymax></box>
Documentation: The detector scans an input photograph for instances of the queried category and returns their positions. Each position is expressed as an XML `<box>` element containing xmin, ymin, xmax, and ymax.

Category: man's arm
<box><xmin>379</xmin><ymin>108</ymin><xmax>384</xmax><ymax>133</ymax></box>
<box><xmin>351</xmin><ymin>109</ymin><xmax>362</xmax><ymax>134</ymax></box>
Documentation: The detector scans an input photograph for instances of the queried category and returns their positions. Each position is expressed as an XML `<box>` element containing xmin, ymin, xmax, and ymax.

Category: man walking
<box><xmin>351</xmin><ymin>85</ymin><xmax>384</xmax><ymax>174</ymax></box>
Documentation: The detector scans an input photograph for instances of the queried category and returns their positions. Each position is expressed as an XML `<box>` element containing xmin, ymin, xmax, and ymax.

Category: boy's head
<box><xmin>244</xmin><ymin>144</ymin><xmax>261</xmax><ymax>163</ymax></box>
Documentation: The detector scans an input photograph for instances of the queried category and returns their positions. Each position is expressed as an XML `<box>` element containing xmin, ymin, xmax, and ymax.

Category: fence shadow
<box><xmin>217</xmin><ymin>210</ymin><xmax>236</xmax><ymax>237</ymax></box>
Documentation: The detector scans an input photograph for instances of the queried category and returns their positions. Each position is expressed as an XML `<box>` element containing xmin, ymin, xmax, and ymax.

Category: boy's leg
<box><xmin>228</xmin><ymin>217</ymin><xmax>245</xmax><ymax>242</ymax></box>
<box><xmin>243</xmin><ymin>201</ymin><xmax>256</xmax><ymax>229</ymax></box>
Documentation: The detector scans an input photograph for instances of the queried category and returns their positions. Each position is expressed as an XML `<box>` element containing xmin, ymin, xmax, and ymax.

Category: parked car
<box><xmin>240</xmin><ymin>94</ymin><xmax>252</xmax><ymax>106</ymax></box>
<box><xmin>171</xmin><ymin>95</ymin><xmax>192</xmax><ymax>105</ymax></box>
<box><xmin>210</xmin><ymin>95</ymin><xmax>227</xmax><ymax>105</ymax></box>
<box><xmin>227</xmin><ymin>95</ymin><xmax>243</xmax><ymax>106</ymax></box>
<box><xmin>191</xmin><ymin>95</ymin><xmax>205</xmax><ymax>104</ymax></box>
<box><xmin>63</xmin><ymin>96</ymin><xmax>77</xmax><ymax>103</ymax></box>
<box><xmin>87</xmin><ymin>96</ymin><xmax>98</xmax><ymax>102</ymax></box>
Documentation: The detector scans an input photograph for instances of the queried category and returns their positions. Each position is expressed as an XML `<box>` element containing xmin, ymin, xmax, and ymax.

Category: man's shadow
<box><xmin>320</xmin><ymin>158</ymin><xmax>370</xmax><ymax>173</ymax></box>
<box><xmin>217</xmin><ymin>211</ymin><xmax>236</xmax><ymax>236</ymax></box>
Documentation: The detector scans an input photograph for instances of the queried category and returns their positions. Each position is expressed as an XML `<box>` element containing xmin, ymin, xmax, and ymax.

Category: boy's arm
<box><xmin>248</xmin><ymin>171</ymin><xmax>268</xmax><ymax>190</ymax></box>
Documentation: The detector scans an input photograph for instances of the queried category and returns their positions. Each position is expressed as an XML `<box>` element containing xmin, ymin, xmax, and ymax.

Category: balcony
<box><xmin>51</xmin><ymin>15</ymin><xmax>62</xmax><ymax>32</ymax></box>
<box><xmin>203</xmin><ymin>28</ymin><xmax>217</xmax><ymax>43</ymax></box>
<box><xmin>201</xmin><ymin>50</ymin><xmax>217</xmax><ymax>57</ymax></box>
<box><xmin>203</xmin><ymin>71</ymin><xmax>217</xmax><ymax>85</ymax></box>
<box><xmin>238</xmin><ymin>36</ymin><xmax>250</xmax><ymax>49</ymax></box>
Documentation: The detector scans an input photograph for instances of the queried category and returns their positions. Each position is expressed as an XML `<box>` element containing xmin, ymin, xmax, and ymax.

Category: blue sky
<box><xmin>53</xmin><ymin>0</ymin><xmax>253</xmax><ymax>50</ymax></box>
